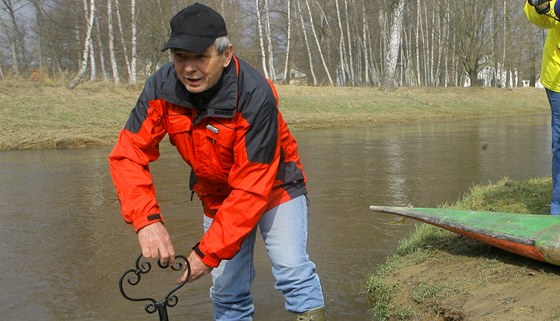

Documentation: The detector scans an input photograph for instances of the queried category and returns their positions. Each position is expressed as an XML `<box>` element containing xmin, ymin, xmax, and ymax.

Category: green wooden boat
<box><xmin>369</xmin><ymin>205</ymin><xmax>560</xmax><ymax>267</ymax></box>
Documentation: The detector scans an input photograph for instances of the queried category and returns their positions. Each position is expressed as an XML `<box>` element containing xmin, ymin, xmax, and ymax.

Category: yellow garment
<box><xmin>525</xmin><ymin>0</ymin><xmax>560</xmax><ymax>91</ymax></box>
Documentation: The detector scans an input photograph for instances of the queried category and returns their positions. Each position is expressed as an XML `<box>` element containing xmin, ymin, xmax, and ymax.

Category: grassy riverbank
<box><xmin>365</xmin><ymin>177</ymin><xmax>559</xmax><ymax>321</ymax></box>
<box><xmin>0</xmin><ymin>80</ymin><xmax>550</xmax><ymax>151</ymax></box>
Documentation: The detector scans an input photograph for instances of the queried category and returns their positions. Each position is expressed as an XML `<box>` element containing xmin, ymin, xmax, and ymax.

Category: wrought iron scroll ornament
<box><xmin>119</xmin><ymin>254</ymin><xmax>190</xmax><ymax>321</ymax></box>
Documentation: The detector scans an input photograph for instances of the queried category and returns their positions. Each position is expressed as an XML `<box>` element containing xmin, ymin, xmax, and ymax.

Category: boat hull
<box><xmin>369</xmin><ymin>206</ymin><xmax>560</xmax><ymax>266</ymax></box>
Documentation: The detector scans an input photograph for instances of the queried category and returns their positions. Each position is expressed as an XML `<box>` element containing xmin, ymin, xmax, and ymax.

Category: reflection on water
<box><xmin>0</xmin><ymin>114</ymin><xmax>551</xmax><ymax>320</ymax></box>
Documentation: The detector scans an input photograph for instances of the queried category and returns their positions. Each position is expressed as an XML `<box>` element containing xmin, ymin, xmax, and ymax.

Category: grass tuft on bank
<box><xmin>364</xmin><ymin>177</ymin><xmax>555</xmax><ymax>321</ymax></box>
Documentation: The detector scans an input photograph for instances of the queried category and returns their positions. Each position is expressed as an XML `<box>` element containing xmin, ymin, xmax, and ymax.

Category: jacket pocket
<box><xmin>164</xmin><ymin>110</ymin><xmax>196</xmax><ymax>167</ymax></box>
<box><xmin>192</xmin><ymin>119</ymin><xmax>236</xmax><ymax>182</ymax></box>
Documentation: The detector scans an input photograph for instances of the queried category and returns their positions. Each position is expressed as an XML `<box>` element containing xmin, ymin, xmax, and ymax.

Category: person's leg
<box><xmin>546</xmin><ymin>88</ymin><xmax>560</xmax><ymax>215</ymax></box>
<box><xmin>258</xmin><ymin>195</ymin><xmax>325</xmax><ymax>314</ymax></box>
<box><xmin>204</xmin><ymin>215</ymin><xmax>257</xmax><ymax>321</ymax></box>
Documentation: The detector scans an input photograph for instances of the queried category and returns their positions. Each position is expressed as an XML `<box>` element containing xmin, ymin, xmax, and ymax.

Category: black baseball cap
<box><xmin>162</xmin><ymin>3</ymin><xmax>228</xmax><ymax>53</ymax></box>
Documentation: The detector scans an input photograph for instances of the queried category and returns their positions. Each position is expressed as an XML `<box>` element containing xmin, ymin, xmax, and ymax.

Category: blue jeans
<box><xmin>546</xmin><ymin>89</ymin><xmax>560</xmax><ymax>215</ymax></box>
<box><xmin>203</xmin><ymin>195</ymin><xmax>325</xmax><ymax>321</ymax></box>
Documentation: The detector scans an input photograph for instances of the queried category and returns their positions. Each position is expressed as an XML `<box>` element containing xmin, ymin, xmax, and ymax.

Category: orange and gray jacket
<box><xmin>109</xmin><ymin>56</ymin><xmax>307</xmax><ymax>268</ymax></box>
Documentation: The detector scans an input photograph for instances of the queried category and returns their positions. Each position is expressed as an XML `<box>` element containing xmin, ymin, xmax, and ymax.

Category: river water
<box><xmin>0</xmin><ymin>113</ymin><xmax>551</xmax><ymax>320</ymax></box>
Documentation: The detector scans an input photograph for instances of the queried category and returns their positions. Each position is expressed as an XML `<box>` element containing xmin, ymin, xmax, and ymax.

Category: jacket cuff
<box><xmin>132</xmin><ymin>213</ymin><xmax>163</xmax><ymax>232</ymax></box>
<box><xmin>537</xmin><ymin>3</ymin><xmax>551</xmax><ymax>14</ymax></box>
<box><xmin>194</xmin><ymin>242</ymin><xmax>221</xmax><ymax>268</ymax></box>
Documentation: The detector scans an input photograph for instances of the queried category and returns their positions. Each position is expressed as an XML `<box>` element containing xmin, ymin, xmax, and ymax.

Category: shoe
<box><xmin>295</xmin><ymin>307</ymin><xmax>327</xmax><ymax>321</ymax></box>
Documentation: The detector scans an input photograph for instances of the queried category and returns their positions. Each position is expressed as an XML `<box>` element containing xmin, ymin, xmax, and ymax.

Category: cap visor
<box><xmin>162</xmin><ymin>35</ymin><xmax>215</xmax><ymax>53</ymax></box>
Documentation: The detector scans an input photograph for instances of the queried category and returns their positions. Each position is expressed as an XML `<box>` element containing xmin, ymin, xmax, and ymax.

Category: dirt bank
<box><xmin>379</xmin><ymin>233</ymin><xmax>560</xmax><ymax>320</ymax></box>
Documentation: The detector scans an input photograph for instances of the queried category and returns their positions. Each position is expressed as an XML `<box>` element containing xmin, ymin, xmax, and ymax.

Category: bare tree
<box><xmin>381</xmin><ymin>0</ymin><xmax>405</xmax><ymax>91</ymax></box>
<box><xmin>334</xmin><ymin>0</ymin><xmax>347</xmax><ymax>85</ymax></box>
<box><xmin>414</xmin><ymin>0</ymin><xmax>421</xmax><ymax>86</ymax></box>
<box><xmin>263</xmin><ymin>0</ymin><xmax>276</xmax><ymax>81</ymax></box>
<box><xmin>361</xmin><ymin>0</ymin><xmax>370</xmax><ymax>86</ymax></box>
<box><xmin>255</xmin><ymin>0</ymin><xmax>268</xmax><ymax>78</ymax></box>
<box><xmin>114</xmin><ymin>0</ymin><xmax>131</xmax><ymax>81</ymax></box>
<box><xmin>1</xmin><ymin>0</ymin><xmax>27</xmax><ymax>75</ymax></box>
<box><xmin>448</xmin><ymin>0</ymin><xmax>491</xmax><ymax>87</ymax></box>
<box><xmin>296</xmin><ymin>0</ymin><xmax>316</xmax><ymax>85</ymax></box>
<box><xmin>129</xmin><ymin>0</ymin><xmax>137</xmax><ymax>84</ymax></box>
<box><xmin>501</xmin><ymin>0</ymin><xmax>509</xmax><ymax>87</ymax></box>
<box><xmin>94</xmin><ymin>2</ymin><xmax>108</xmax><ymax>81</ymax></box>
<box><xmin>86</xmin><ymin>0</ymin><xmax>96</xmax><ymax>81</ymax></box>
<box><xmin>344</xmin><ymin>0</ymin><xmax>355</xmax><ymax>85</ymax></box>
<box><xmin>303</xmin><ymin>0</ymin><xmax>333</xmax><ymax>85</ymax></box>
<box><xmin>282</xmin><ymin>0</ymin><xmax>292</xmax><ymax>83</ymax></box>
<box><xmin>67</xmin><ymin>0</ymin><xmax>95</xmax><ymax>89</ymax></box>
<box><xmin>29</xmin><ymin>0</ymin><xmax>44</xmax><ymax>73</ymax></box>
<box><xmin>107</xmin><ymin>0</ymin><xmax>120</xmax><ymax>84</ymax></box>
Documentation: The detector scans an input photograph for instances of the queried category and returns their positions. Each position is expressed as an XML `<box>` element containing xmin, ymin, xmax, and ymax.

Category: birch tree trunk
<box><xmin>344</xmin><ymin>0</ymin><xmax>355</xmax><ymax>85</ymax></box>
<box><xmin>415</xmin><ymin>0</ymin><xmax>421</xmax><ymax>86</ymax></box>
<box><xmin>86</xmin><ymin>0</ymin><xmax>96</xmax><ymax>81</ymax></box>
<box><xmin>107</xmin><ymin>0</ymin><xmax>120</xmax><ymax>84</ymax></box>
<box><xmin>443</xmin><ymin>0</ymin><xmax>450</xmax><ymax>87</ymax></box>
<box><xmin>381</xmin><ymin>0</ymin><xmax>405</xmax><ymax>91</ymax></box>
<box><xmin>255</xmin><ymin>0</ymin><xmax>269</xmax><ymax>78</ymax></box>
<box><xmin>429</xmin><ymin>5</ymin><xmax>436</xmax><ymax>85</ymax></box>
<box><xmin>263</xmin><ymin>0</ymin><xmax>276</xmax><ymax>81</ymax></box>
<box><xmin>362</xmin><ymin>1</ymin><xmax>370</xmax><ymax>86</ymax></box>
<box><xmin>94</xmin><ymin>12</ymin><xmax>108</xmax><ymax>81</ymax></box>
<box><xmin>282</xmin><ymin>0</ymin><xmax>292</xmax><ymax>83</ymax></box>
<box><xmin>502</xmin><ymin>0</ymin><xmax>507</xmax><ymax>87</ymax></box>
<box><xmin>129</xmin><ymin>0</ymin><xmax>137</xmax><ymax>85</ymax></box>
<box><xmin>114</xmin><ymin>0</ymin><xmax>132</xmax><ymax>80</ymax></box>
<box><xmin>296</xmin><ymin>0</ymin><xmax>317</xmax><ymax>85</ymax></box>
<box><xmin>303</xmin><ymin>0</ymin><xmax>333</xmax><ymax>85</ymax></box>
<box><xmin>433</xmin><ymin>5</ymin><xmax>443</xmax><ymax>86</ymax></box>
<box><xmin>68</xmin><ymin>0</ymin><xmax>95</xmax><ymax>89</ymax></box>
<box><xmin>88</xmin><ymin>40</ymin><xmax>96</xmax><ymax>81</ymax></box>
<box><xmin>421</xmin><ymin>4</ymin><xmax>429</xmax><ymax>85</ymax></box>
<box><xmin>334</xmin><ymin>0</ymin><xmax>347</xmax><ymax>85</ymax></box>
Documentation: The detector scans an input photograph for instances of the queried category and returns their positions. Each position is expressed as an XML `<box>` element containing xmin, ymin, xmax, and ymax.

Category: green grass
<box><xmin>0</xmin><ymin>80</ymin><xmax>550</xmax><ymax>150</ymax></box>
<box><xmin>449</xmin><ymin>177</ymin><xmax>552</xmax><ymax>214</ymax></box>
<box><xmin>410</xmin><ymin>280</ymin><xmax>465</xmax><ymax>304</ymax></box>
<box><xmin>363</xmin><ymin>277</ymin><xmax>415</xmax><ymax>320</ymax></box>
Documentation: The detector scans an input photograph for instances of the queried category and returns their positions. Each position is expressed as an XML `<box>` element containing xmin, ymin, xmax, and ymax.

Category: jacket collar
<box><xmin>161</xmin><ymin>56</ymin><xmax>238</xmax><ymax>119</ymax></box>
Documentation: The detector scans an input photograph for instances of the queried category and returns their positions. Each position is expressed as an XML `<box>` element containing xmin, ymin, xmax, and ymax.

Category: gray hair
<box><xmin>214</xmin><ymin>36</ymin><xmax>231</xmax><ymax>54</ymax></box>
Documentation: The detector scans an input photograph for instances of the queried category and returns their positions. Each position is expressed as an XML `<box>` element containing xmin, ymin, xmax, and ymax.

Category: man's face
<box><xmin>172</xmin><ymin>44</ymin><xmax>233</xmax><ymax>94</ymax></box>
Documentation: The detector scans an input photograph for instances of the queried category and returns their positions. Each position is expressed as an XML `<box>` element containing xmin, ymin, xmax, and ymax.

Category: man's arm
<box><xmin>525</xmin><ymin>0</ymin><xmax>559</xmax><ymax>28</ymax></box>
<box><xmin>109</xmin><ymin>72</ymin><xmax>172</xmax><ymax>262</ymax></box>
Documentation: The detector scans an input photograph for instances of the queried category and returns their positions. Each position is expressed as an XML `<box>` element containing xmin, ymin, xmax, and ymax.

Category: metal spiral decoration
<box><xmin>119</xmin><ymin>254</ymin><xmax>190</xmax><ymax>321</ymax></box>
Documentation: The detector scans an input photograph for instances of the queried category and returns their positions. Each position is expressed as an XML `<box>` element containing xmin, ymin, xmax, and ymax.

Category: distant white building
<box><xmin>535</xmin><ymin>78</ymin><xmax>544</xmax><ymax>89</ymax></box>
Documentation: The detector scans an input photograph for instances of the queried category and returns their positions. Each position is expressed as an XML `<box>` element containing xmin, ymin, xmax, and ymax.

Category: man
<box><xmin>108</xmin><ymin>3</ymin><xmax>326</xmax><ymax>320</ymax></box>
<box><xmin>525</xmin><ymin>0</ymin><xmax>560</xmax><ymax>215</ymax></box>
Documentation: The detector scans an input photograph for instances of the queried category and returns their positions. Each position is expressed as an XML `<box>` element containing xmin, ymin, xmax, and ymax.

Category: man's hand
<box><xmin>177</xmin><ymin>250</ymin><xmax>213</xmax><ymax>283</ymax></box>
<box><xmin>137</xmin><ymin>222</ymin><xmax>176</xmax><ymax>265</ymax></box>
